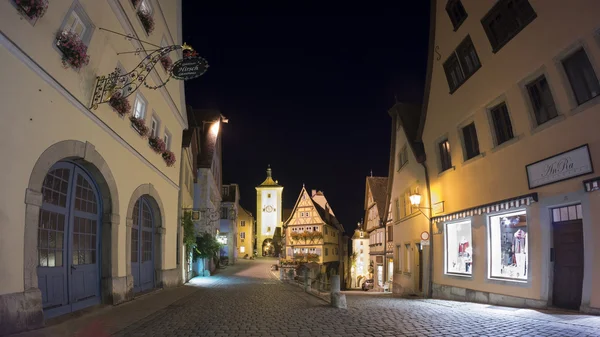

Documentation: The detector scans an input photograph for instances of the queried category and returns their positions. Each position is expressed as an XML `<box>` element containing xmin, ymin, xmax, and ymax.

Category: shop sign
<box><xmin>171</xmin><ymin>57</ymin><xmax>208</xmax><ymax>80</ymax></box>
<box><xmin>526</xmin><ymin>144</ymin><xmax>593</xmax><ymax>189</ymax></box>
<box><xmin>432</xmin><ymin>201</ymin><xmax>444</xmax><ymax>215</ymax></box>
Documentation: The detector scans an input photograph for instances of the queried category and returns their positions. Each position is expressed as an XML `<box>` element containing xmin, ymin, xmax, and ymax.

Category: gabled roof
<box><xmin>351</xmin><ymin>228</ymin><xmax>369</xmax><ymax>240</ymax></box>
<box><xmin>284</xmin><ymin>186</ymin><xmax>344</xmax><ymax>233</ymax></box>
<box><xmin>312</xmin><ymin>191</ymin><xmax>336</xmax><ymax>217</ymax></box>
<box><xmin>239</xmin><ymin>206</ymin><xmax>253</xmax><ymax>218</ymax></box>
<box><xmin>365</xmin><ymin>177</ymin><xmax>388</xmax><ymax>217</ymax></box>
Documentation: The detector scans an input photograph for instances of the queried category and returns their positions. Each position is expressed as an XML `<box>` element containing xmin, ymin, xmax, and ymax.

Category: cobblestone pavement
<box><xmin>11</xmin><ymin>259</ymin><xmax>600</xmax><ymax>337</ymax></box>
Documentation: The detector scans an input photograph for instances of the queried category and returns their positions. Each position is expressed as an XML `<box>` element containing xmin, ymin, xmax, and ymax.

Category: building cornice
<box><xmin>0</xmin><ymin>31</ymin><xmax>179</xmax><ymax>190</ymax></box>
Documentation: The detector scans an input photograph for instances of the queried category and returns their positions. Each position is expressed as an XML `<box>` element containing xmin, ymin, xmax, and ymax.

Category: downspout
<box><xmin>177</xmin><ymin>145</ymin><xmax>185</xmax><ymax>282</ymax></box>
<box><xmin>421</xmin><ymin>161</ymin><xmax>434</xmax><ymax>298</ymax></box>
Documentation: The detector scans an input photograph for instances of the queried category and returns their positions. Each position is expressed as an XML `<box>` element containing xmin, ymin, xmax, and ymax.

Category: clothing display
<box><xmin>513</xmin><ymin>229</ymin><xmax>526</xmax><ymax>254</ymax></box>
<box><xmin>458</xmin><ymin>241</ymin><xmax>469</xmax><ymax>256</ymax></box>
<box><xmin>494</xmin><ymin>215</ymin><xmax>527</xmax><ymax>279</ymax></box>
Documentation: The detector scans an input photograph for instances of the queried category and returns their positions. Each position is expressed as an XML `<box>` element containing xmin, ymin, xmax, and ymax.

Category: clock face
<box><xmin>264</xmin><ymin>205</ymin><xmax>274</xmax><ymax>213</ymax></box>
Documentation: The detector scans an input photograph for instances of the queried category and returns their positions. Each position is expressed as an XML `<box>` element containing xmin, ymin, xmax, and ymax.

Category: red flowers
<box><xmin>56</xmin><ymin>31</ymin><xmax>90</xmax><ymax>70</ymax></box>
<box><xmin>162</xmin><ymin>150</ymin><xmax>176</xmax><ymax>167</ymax></box>
<box><xmin>16</xmin><ymin>0</ymin><xmax>48</xmax><ymax>20</ymax></box>
<box><xmin>108</xmin><ymin>93</ymin><xmax>131</xmax><ymax>116</ymax></box>
<box><xmin>148</xmin><ymin>136</ymin><xmax>166</xmax><ymax>153</ymax></box>
<box><xmin>137</xmin><ymin>10</ymin><xmax>154</xmax><ymax>34</ymax></box>
<box><xmin>129</xmin><ymin>116</ymin><xmax>149</xmax><ymax>137</ymax></box>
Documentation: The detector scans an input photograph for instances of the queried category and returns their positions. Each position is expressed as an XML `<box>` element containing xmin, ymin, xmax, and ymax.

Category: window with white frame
<box><xmin>397</xmin><ymin>145</ymin><xmax>408</xmax><ymax>171</ymax></box>
<box><xmin>133</xmin><ymin>95</ymin><xmax>146</xmax><ymax>119</ymax></box>
<box><xmin>488</xmin><ymin>210</ymin><xmax>528</xmax><ymax>281</ymax></box>
<box><xmin>58</xmin><ymin>2</ymin><xmax>95</xmax><ymax>50</ymax></box>
<box><xmin>240</xmin><ymin>221</ymin><xmax>246</xmax><ymax>227</ymax></box>
<box><xmin>150</xmin><ymin>115</ymin><xmax>159</xmax><ymax>138</ymax></box>
<box><xmin>163</xmin><ymin>129</ymin><xmax>171</xmax><ymax>150</ymax></box>
<box><xmin>445</xmin><ymin>220</ymin><xmax>473</xmax><ymax>275</ymax></box>
<box><xmin>240</xmin><ymin>232</ymin><xmax>245</xmax><ymax>239</ymax></box>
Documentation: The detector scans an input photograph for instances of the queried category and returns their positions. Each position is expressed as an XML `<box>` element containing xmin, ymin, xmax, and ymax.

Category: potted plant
<box><xmin>162</xmin><ymin>150</ymin><xmax>176</xmax><ymax>167</ymax></box>
<box><xmin>129</xmin><ymin>115</ymin><xmax>148</xmax><ymax>137</ymax></box>
<box><xmin>56</xmin><ymin>31</ymin><xmax>90</xmax><ymax>70</ymax></box>
<box><xmin>108</xmin><ymin>93</ymin><xmax>131</xmax><ymax>116</ymax></box>
<box><xmin>160</xmin><ymin>56</ymin><xmax>172</xmax><ymax>71</ymax></box>
<box><xmin>137</xmin><ymin>9</ymin><xmax>154</xmax><ymax>34</ymax></box>
<box><xmin>148</xmin><ymin>136</ymin><xmax>166</xmax><ymax>153</ymax></box>
<box><xmin>15</xmin><ymin>0</ymin><xmax>48</xmax><ymax>20</ymax></box>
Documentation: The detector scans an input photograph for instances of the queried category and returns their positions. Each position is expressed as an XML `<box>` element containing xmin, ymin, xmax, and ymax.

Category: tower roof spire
<box><xmin>257</xmin><ymin>164</ymin><xmax>281</xmax><ymax>187</ymax></box>
<box><xmin>267</xmin><ymin>164</ymin><xmax>272</xmax><ymax>178</ymax></box>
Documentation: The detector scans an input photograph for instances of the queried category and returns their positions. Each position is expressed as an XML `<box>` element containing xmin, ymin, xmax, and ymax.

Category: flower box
<box><xmin>15</xmin><ymin>0</ymin><xmax>48</xmax><ymax>20</ymax></box>
<box><xmin>56</xmin><ymin>31</ymin><xmax>90</xmax><ymax>70</ymax></box>
<box><xmin>129</xmin><ymin>116</ymin><xmax>149</xmax><ymax>137</ymax></box>
<box><xmin>137</xmin><ymin>10</ymin><xmax>154</xmax><ymax>35</ymax></box>
<box><xmin>108</xmin><ymin>93</ymin><xmax>131</xmax><ymax>116</ymax></box>
<box><xmin>148</xmin><ymin>136</ymin><xmax>166</xmax><ymax>153</ymax></box>
<box><xmin>160</xmin><ymin>56</ymin><xmax>172</xmax><ymax>71</ymax></box>
<box><xmin>162</xmin><ymin>150</ymin><xmax>176</xmax><ymax>167</ymax></box>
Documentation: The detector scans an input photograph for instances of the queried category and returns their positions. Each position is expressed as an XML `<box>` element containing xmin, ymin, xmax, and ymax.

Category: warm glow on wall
<box><xmin>210</xmin><ymin>120</ymin><xmax>220</xmax><ymax>136</ymax></box>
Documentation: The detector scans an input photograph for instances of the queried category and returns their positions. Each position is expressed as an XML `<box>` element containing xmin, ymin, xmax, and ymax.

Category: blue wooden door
<box><xmin>37</xmin><ymin>162</ymin><xmax>101</xmax><ymax>318</ymax></box>
<box><xmin>131</xmin><ymin>198</ymin><xmax>155</xmax><ymax>293</ymax></box>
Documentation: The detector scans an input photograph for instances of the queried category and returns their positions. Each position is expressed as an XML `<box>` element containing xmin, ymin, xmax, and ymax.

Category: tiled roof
<box><xmin>311</xmin><ymin>196</ymin><xmax>344</xmax><ymax>233</ymax></box>
<box><xmin>367</xmin><ymin>177</ymin><xmax>388</xmax><ymax>217</ymax></box>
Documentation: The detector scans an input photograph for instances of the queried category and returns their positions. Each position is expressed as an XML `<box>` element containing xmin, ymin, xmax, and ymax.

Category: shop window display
<box><xmin>489</xmin><ymin>210</ymin><xmax>527</xmax><ymax>280</ymax></box>
<box><xmin>445</xmin><ymin>220</ymin><xmax>472</xmax><ymax>275</ymax></box>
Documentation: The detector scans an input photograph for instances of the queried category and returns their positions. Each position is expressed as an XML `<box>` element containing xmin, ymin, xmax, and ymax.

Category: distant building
<box><xmin>364</xmin><ymin>177</ymin><xmax>389</xmax><ymax>291</ymax></box>
<box><xmin>351</xmin><ymin>223</ymin><xmax>370</xmax><ymax>288</ymax></box>
<box><xmin>421</xmin><ymin>0</ymin><xmax>600</xmax><ymax>312</ymax></box>
<box><xmin>237</xmin><ymin>207</ymin><xmax>255</xmax><ymax>258</ymax></box>
<box><xmin>219</xmin><ymin>184</ymin><xmax>240</xmax><ymax>264</ymax></box>
<box><xmin>255</xmin><ymin>166</ymin><xmax>284</xmax><ymax>256</ymax></box>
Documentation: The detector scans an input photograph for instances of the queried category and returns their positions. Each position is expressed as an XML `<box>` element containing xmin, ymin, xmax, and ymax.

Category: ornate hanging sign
<box><xmin>171</xmin><ymin>51</ymin><xmax>208</xmax><ymax>80</ymax></box>
<box><xmin>90</xmin><ymin>28</ymin><xmax>209</xmax><ymax>110</ymax></box>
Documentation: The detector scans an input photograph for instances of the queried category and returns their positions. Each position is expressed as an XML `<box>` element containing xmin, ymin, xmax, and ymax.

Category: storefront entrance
<box><xmin>131</xmin><ymin>197</ymin><xmax>155</xmax><ymax>293</ymax></box>
<box><xmin>551</xmin><ymin>205</ymin><xmax>584</xmax><ymax>310</ymax></box>
<box><xmin>37</xmin><ymin>162</ymin><xmax>102</xmax><ymax>318</ymax></box>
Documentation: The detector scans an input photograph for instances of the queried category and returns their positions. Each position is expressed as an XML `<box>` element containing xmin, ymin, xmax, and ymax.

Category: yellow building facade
<box><xmin>387</xmin><ymin>103</ymin><xmax>432</xmax><ymax>297</ymax></box>
<box><xmin>421</xmin><ymin>0</ymin><xmax>600</xmax><ymax>312</ymax></box>
<box><xmin>237</xmin><ymin>207</ymin><xmax>255</xmax><ymax>258</ymax></box>
<box><xmin>0</xmin><ymin>0</ymin><xmax>187</xmax><ymax>333</ymax></box>
<box><xmin>363</xmin><ymin>177</ymin><xmax>388</xmax><ymax>290</ymax></box>
<box><xmin>284</xmin><ymin>187</ymin><xmax>343</xmax><ymax>265</ymax></box>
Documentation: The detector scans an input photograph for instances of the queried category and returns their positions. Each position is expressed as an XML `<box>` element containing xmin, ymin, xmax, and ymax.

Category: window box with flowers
<box><xmin>148</xmin><ymin>135</ymin><xmax>166</xmax><ymax>153</ymax></box>
<box><xmin>56</xmin><ymin>31</ymin><xmax>90</xmax><ymax>70</ymax></box>
<box><xmin>137</xmin><ymin>10</ymin><xmax>154</xmax><ymax>35</ymax></box>
<box><xmin>162</xmin><ymin>150</ymin><xmax>176</xmax><ymax>167</ymax></box>
<box><xmin>14</xmin><ymin>0</ymin><xmax>48</xmax><ymax>21</ymax></box>
<box><xmin>129</xmin><ymin>115</ymin><xmax>149</xmax><ymax>137</ymax></box>
<box><xmin>108</xmin><ymin>93</ymin><xmax>131</xmax><ymax>116</ymax></box>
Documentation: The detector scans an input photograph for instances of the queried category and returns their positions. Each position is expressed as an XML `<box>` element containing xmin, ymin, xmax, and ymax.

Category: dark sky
<box><xmin>182</xmin><ymin>4</ymin><xmax>431</xmax><ymax>234</ymax></box>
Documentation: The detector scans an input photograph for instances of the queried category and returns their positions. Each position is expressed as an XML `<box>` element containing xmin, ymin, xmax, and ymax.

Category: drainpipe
<box><xmin>177</xmin><ymin>146</ymin><xmax>185</xmax><ymax>283</ymax></box>
<box><xmin>421</xmin><ymin>162</ymin><xmax>434</xmax><ymax>298</ymax></box>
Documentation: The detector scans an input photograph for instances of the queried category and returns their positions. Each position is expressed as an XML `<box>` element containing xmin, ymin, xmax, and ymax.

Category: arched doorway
<box><xmin>262</xmin><ymin>238</ymin><xmax>273</xmax><ymax>256</ymax></box>
<box><xmin>131</xmin><ymin>197</ymin><xmax>155</xmax><ymax>293</ymax></box>
<box><xmin>37</xmin><ymin>161</ymin><xmax>102</xmax><ymax>317</ymax></box>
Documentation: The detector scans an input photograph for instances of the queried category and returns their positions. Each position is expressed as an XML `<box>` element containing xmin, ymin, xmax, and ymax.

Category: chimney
<box><xmin>311</xmin><ymin>189</ymin><xmax>316</xmax><ymax>197</ymax></box>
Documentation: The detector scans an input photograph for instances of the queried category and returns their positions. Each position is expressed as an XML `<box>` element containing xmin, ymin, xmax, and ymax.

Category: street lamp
<box><xmin>409</xmin><ymin>187</ymin><xmax>431</xmax><ymax>220</ymax></box>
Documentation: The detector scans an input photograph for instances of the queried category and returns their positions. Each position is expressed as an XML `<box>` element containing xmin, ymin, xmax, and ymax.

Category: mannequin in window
<box><xmin>513</xmin><ymin>229</ymin><xmax>527</xmax><ymax>277</ymax></box>
<box><xmin>458</xmin><ymin>236</ymin><xmax>469</xmax><ymax>257</ymax></box>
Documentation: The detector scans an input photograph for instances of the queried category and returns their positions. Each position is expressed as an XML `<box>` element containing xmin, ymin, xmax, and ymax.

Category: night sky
<box><xmin>182</xmin><ymin>4</ymin><xmax>431</xmax><ymax>234</ymax></box>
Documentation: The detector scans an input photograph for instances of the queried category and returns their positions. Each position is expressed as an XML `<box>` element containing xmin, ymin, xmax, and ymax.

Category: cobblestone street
<box><xmin>10</xmin><ymin>259</ymin><xmax>600</xmax><ymax>337</ymax></box>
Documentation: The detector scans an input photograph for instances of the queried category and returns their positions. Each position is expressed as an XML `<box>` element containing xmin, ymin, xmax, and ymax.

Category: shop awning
<box><xmin>583</xmin><ymin>177</ymin><xmax>600</xmax><ymax>192</ymax></box>
<box><xmin>431</xmin><ymin>193</ymin><xmax>538</xmax><ymax>224</ymax></box>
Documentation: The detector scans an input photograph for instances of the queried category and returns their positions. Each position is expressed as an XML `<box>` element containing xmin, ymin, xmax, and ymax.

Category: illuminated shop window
<box><xmin>445</xmin><ymin>220</ymin><xmax>472</xmax><ymax>275</ymax></box>
<box><xmin>488</xmin><ymin>210</ymin><xmax>528</xmax><ymax>281</ymax></box>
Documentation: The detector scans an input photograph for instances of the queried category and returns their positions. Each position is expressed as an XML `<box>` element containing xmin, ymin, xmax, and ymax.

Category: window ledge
<box><xmin>462</xmin><ymin>152</ymin><xmax>486</xmax><ymax>167</ymax></box>
<box><xmin>490</xmin><ymin>134</ymin><xmax>524</xmax><ymax>154</ymax></box>
<box><xmin>530</xmin><ymin>115</ymin><xmax>566</xmax><ymax>136</ymax></box>
<box><xmin>396</xmin><ymin>162</ymin><xmax>408</xmax><ymax>173</ymax></box>
<box><xmin>569</xmin><ymin>93</ymin><xmax>600</xmax><ymax>116</ymax></box>
<box><xmin>444</xmin><ymin>273</ymin><xmax>473</xmax><ymax>279</ymax></box>
<box><xmin>485</xmin><ymin>277</ymin><xmax>529</xmax><ymax>287</ymax></box>
<box><xmin>403</xmin><ymin>271</ymin><xmax>412</xmax><ymax>276</ymax></box>
<box><xmin>448</xmin><ymin>65</ymin><xmax>481</xmax><ymax>95</ymax></box>
<box><xmin>438</xmin><ymin>166</ymin><xmax>456</xmax><ymax>177</ymax></box>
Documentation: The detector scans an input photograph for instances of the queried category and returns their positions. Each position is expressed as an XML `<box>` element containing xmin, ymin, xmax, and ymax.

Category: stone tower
<box><xmin>255</xmin><ymin>165</ymin><xmax>283</xmax><ymax>256</ymax></box>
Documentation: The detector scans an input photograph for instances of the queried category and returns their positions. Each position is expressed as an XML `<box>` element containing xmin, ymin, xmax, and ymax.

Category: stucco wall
<box><xmin>423</xmin><ymin>0</ymin><xmax>600</xmax><ymax>309</ymax></box>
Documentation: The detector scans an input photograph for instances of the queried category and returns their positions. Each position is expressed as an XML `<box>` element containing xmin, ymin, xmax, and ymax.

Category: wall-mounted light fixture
<box><xmin>409</xmin><ymin>187</ymin><xmax>431</xmax><ymax>220</ymax></box>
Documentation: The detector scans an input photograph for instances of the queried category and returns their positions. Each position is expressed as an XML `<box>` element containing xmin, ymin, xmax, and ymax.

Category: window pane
<box><xmin>445</xmin><ymin>220</ymin><xmax>472</xmax><ymax>275</ymax></box>
<box><xmin>462</xmin><ymin>123</ymin><xmax>480</xmax><ymax>159</ymax></box>
<box><xmin>563</xmin><ymin>49</ymin><xmax>600</xmax><ymax>105</ymax></box>
<box><xmin>552</xmin><ymin>208</ymin><xmax>560</xmax><ymax>222</ymax></box>
<box><xmin>568</xmin><ymin>206</ymin><xmax>577</xmax><ymax>220</ymax></box>
<box><xmin>576</xmin><ymin>204</ymin><xmax>583</xmax><ymax>219</ymax></box>
<box><xmin>527</xmin><ymin>76</ymin><xmax>558</xmax><ymax>125</ymax></box>
<box><xmin>491</xmin><ymin>103</ymin><xmax>514</xmax><ymax>145</ymax></box>
<box><xmin>489</xmin><ymin>210</ymin><xmax>527</xmax><ymax>280</ymax></box>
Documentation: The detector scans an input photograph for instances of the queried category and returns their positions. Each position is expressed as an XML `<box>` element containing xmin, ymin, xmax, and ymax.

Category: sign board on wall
<box><xmin>432</xmin><ymin>201</ymin><xmax>444</xmax><ymax>215</ymax></box>
<box><xmin>526</xmin><ymin>144</ymin><xmax>593</xmax><ymax>189</ymax></box>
